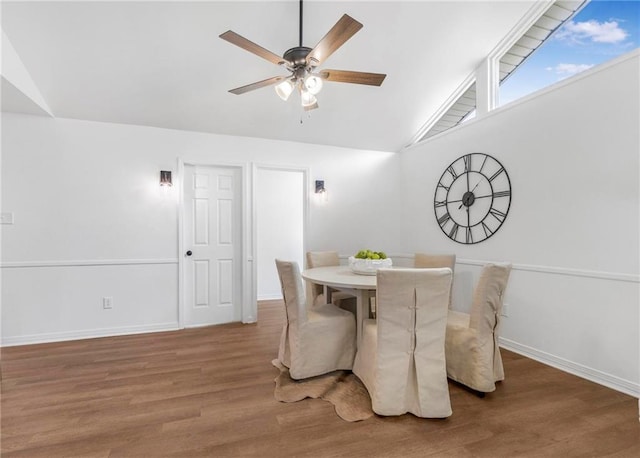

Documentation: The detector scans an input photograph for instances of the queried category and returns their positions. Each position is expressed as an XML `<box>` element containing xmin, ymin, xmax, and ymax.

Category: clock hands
<box><xmin>458</xmin><ymin>178</ymin><xmax>484</xmax><ymax>209</ymax></box>
<box><xmin>470</xmin><ymin>179</ymin><xmax>482</xmax><ymax>193</ymax></box>
<box><xmin>453</xmin><ymin>193</ymin><xmax>495</xmax><ymax>203</ymax></box>
<box><xmin>457</xmin><ymin>193</ymin><xmax>502</xmax><ymax>209</ymax></box>
<box><xmin>461</xmin><ymin>171</ymin><xmax>471</xmax><ymax>210</ymax></box>
<box><xmin>458</xmin><ymin>196</ymin><xmax>470</xmax><ymax>210</ymax></box>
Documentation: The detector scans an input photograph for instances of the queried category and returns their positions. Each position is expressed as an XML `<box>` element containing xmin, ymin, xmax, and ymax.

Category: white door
<box><xmin>183</xmin><ymin>164</ymin><xmax>242</xmax><ymax>327</ymax></box>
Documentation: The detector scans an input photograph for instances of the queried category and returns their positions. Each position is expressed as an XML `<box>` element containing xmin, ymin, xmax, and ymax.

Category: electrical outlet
<box><xmin>103</xmin><ymin>297</ymin><xmax>113</xmax><ymax>309</ymax></box>
<box><xmin>0</xmin><ymin>212</ymin><xmax>14</xmax><ymax>225</ymax></box>
<box><xmin>501</xmin><ymin>303</ymin><xmax>508</xmax><ymax>317</ymax></box>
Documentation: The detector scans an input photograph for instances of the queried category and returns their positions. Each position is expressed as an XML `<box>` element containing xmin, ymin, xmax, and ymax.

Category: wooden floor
<box><xmin>1</xmin><ymin>300</ymin><xmax>639</xmax><ymax>457</ymax></box>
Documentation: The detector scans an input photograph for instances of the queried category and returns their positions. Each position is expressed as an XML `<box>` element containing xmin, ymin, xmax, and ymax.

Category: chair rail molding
<box><xmin>456</xmin><ymin>258</ymin><xmax>639</xmax><ymax>284</ymax></box>
<box><xmin>352</xmin><ymin>254</ymin><xmax>639</xmax><ymax>284</ymax></box>
<box><xmin>1</xmin><ymin>258</ymin><xmax>179</xmax><ymax>268</ymax></box>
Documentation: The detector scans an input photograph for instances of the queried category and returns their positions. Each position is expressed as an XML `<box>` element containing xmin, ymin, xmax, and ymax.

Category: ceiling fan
<box><xmin>219</xmin><ymin>0</ymin><xmax>386</xmax><ymax>111</ymax></box>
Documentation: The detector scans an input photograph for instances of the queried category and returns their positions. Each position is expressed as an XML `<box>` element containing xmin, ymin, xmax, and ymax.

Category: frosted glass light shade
<box><xmin>275</xmin><ymin>79</ymin><xmax>294</xmax><ymax>101</ymax></box>
<box><xmin>301</xmin><ymin>90</ymin><xmax>317</xmax><ymax>107</ymax></box>
<box><xmin>304</xmin><ymin>75</ymin><xmax>323</xmax><ymax>95</ymax></box>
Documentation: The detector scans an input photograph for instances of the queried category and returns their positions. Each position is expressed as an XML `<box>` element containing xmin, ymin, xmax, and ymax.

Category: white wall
<box><xmin>399</xmin><ymin>51</ymin><xmax>640</xmax><ymax>395</ymax></box>
<box><xmin>2</xmin><ymin>49</ymin><xmax>637</xmax><ymax>398</ymax></box>
<box><xmin>1</xmin><ymin>114</ymin><xmax>403</xmax><ymax>345</ymax></box>
<box><xmin>256</xmin><ymin>168</ymin><xmax>304</xmax><ymax>300</ymax></box>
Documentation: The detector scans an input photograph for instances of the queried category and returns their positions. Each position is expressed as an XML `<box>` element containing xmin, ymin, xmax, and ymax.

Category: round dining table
<box><xmin>301</xmin><ymin>266</ymin><xmax>377</xmax><ymax>347</ymax></box>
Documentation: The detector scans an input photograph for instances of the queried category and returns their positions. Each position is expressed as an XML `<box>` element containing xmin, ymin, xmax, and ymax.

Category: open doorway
<box><xmin>255</xmin><ymin>166</ymin><xmax>307</xmax><ymax>301</ymax></box>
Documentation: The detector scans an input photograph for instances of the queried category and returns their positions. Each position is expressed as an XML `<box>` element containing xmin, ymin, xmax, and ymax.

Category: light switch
<box><xmin>0</xmin><ymin>213</ymin><xmax>14</xmax><ymax>225</ymax></box>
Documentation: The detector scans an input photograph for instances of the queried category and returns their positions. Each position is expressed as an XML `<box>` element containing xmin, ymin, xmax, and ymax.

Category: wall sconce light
<box><xmin>160</xmin><ymin>170</ymin><xmax>172</xmax><ymax>187</ymax></box>
<box><xmin>315</xmin><ymin>180</ymin><xmax>328</xmax><ymax>203</ymax></box>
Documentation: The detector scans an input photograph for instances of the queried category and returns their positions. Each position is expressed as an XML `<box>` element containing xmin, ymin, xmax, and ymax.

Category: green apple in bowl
<box><xmin>349</xmin><ymin>250</ymin><xmax>393</xmax><ymax>275</ymax></box>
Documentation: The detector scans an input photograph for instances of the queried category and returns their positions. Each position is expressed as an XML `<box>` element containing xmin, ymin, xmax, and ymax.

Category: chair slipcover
<box><xmin>353</xmin><ymin>267</ymin><xmax>453</xmax><ymax>418</ymax></box>
<box><xmin>445</xmin><ymin>263</ymin><xmax>512</xmax><ymax>393</ymax></box>
<box><xmin>306</xmin><ymin>251</ymin><xmax>357</xmax><ymax>312</ymax></box>
<box><xmin>276</xmin><ymin>259</ymin><xmax>357</xmax><ymax>380</ymax></box>
<box><xmin>414</xmin><ymin>253</ymin><xmax>456</xmax><ymax>308</ymax></box>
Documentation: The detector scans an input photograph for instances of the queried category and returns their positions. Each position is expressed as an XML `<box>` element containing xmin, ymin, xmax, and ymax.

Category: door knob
<box><xmin>186</xmin><ymin>250</ymin><xmax>192</xmax><ymax>256</ymax></box>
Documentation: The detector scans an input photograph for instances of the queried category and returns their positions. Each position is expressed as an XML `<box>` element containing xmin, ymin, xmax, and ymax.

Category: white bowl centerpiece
<box><xmin>348</xmin><ymin>249</ymin><xmax>392</xmax><ymax>275</ymax></box>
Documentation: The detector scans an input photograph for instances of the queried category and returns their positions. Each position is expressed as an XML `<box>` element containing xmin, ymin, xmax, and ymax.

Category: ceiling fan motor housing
<box><xmin>283</xmin><ymin>46</ymin><xmax>313</xmax><ymax>67</ymax></box>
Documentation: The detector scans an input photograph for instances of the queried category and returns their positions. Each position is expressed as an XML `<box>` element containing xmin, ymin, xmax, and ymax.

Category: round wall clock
<box><xmin>434</xmin><ymin>153</ymin><xmax>511</xmax><ymax>244</ymax></box>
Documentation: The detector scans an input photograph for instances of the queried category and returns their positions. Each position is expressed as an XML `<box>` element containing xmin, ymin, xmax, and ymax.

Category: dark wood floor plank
<box><xmin>2</xmin><ymin>299</ymin><xmax>639</xmax><ymax>457</ymax></box>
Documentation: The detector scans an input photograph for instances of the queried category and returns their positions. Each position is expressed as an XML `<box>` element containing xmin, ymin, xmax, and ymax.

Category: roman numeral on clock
<box><xmin>463</xmin><ymin>154</ymin><xmax>472</xmax><ymax>172</ymax></box>
<box><xmin>489</xmin><ymin>167</ymin><xmax>505</xmax><ymax>182</ymax></box>
<box><xmin>438</xmin><ymin>213</ymin><xmax>451</xmax><ymax>226</ymax></box>
<box><xmin>449</xmin><ymin>223</ymin><xmax>459</xmax><ymax>239</ymax></box>
<box><xmin>481</xmin><ymin>221</ymin><xmax>494</xmax><ymax>237</ymax></box>
<box><xmin>489</xmin><ymin>208</ymin><xmax>507</xmax><ymax>222</ymax></box>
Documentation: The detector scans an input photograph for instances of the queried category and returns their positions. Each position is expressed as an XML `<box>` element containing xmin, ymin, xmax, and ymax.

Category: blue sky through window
<box><xmin>500</xmin><ymin>0</ymin><xmax>640</xmax><ymax>105</ymax></box>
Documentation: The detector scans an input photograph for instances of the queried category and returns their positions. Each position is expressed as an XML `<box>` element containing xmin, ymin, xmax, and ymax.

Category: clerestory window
<box><xmin>500</xmin><ymin>0</ymin><xmax>640</xmax><ymax>105</ymax></box>
<box><xmin>413</xmin><ymin>0</ymin><xmax>639</xmax><ymax>144</ymax></box>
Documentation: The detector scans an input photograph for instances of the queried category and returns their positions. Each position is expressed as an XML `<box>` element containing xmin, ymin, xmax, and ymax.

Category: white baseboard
<box><xmin>257</xmin><ymin>293</ymin><xmax>282</xmax><ymax>301</ymax></box>
<box><xmin>499</xmin><ymin>337</ymin><xmax>639</xmax><ymax>398</ymax></box>
<box><xmin>1</xmin><ymin>322</ymin><xmax>180</xmax><ymax>347</ymax></box>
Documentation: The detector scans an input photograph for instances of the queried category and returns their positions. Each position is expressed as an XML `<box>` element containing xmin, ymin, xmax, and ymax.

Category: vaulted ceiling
<box><xmin>1</xmin><ymin>1</ymin><xmax>539</xmax><ymax>152</ymax></box>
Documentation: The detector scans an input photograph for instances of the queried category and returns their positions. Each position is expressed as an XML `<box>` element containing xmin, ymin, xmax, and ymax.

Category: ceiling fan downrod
<box><xmin>299</xmin><ymin>0</ymin><xmax>303</xmax><ymax>48</ymax></box>
<box><xmin>282</xmin><ymin>0</ymin><xmax>312</xmax><ymax>69</ymax></box>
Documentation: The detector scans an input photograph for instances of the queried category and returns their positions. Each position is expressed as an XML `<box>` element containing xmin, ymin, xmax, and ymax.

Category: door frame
<box><xmin>252</xmin><ymin>163</ymin><xmax>309</xmax><ymax>303</ymax></box>
<box><xmin>177</xmin><ymin>159</ymin><xmax>254</xmax><ymax>328</ymax></box>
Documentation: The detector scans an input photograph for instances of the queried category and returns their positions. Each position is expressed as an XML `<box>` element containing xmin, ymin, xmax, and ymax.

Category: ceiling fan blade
<box><xmin>306</xmin><ymin>14</ymin><xmax>363</xmax><ymax>66</ymax></box>
<box><xmin>319</xmin><ymin>69</ymin><xmax>386</xmax><ymax>86</ymax></box>
<box><xmin>228</xmin><ymin>76</ymin><xmax>288</xmax><ymax>95</ymax></box>
<box><xmin>220</xmin><ymin>31</ymin><xmax>288</xmax><ymax>66</ymax></box>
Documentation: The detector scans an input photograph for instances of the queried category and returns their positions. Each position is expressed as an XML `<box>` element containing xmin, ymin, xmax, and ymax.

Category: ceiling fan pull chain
<box><xmin>299</xmin><ymin>103</ymin><xmax>311</xmax><ymax>125</ymax></box>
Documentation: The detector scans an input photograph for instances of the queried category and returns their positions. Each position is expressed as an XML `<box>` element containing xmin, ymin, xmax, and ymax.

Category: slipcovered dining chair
<box><xmin>353</xmin><ymin>267</ymin><xmax>453</xmax><ymax>418</ymax></box>
<box><xmin>306</xmin><ymin>251</ymin><xmax>357</xmax><ymax>313</ymax></box>
<box><xmin>414</xmin><ymin>253</ymin><xmax>456</xmax><ymax>308</ymax></box>
<box><xmin>445</xmin><ymin>263</ymin><xmax>512</xmax><ymax>394</ymax></box>
<box><xmin>275</xmin><ymin>259</ymin><xmax>356</xmax><ymax>380</ymax></box>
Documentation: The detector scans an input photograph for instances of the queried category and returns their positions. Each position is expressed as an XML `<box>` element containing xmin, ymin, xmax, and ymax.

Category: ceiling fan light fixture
<box><xmin>300</xmin><ymin>90</ymin><xmax>317</xmax><ymax>108</ymax></box>
<box><xmin>275</xmin><ymin>79</ymin><xmax>294</xmax><ymax>101</ymax></box>
<box><xmin>304</xmin><ymin>101</ymin><xmax>319</xmax><ymax>111</ymax></box>
<box><xmin>304</xmin><ymin>74</ymin><xmax>323</xmax><ymax>95</ymax></box>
